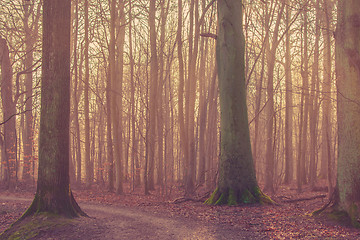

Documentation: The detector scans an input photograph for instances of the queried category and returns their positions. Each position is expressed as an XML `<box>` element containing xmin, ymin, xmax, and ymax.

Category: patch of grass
<box><xmin>0</xmin><ymin>213</ymin><xmax>72</xmax><ymax>240</ymax></box>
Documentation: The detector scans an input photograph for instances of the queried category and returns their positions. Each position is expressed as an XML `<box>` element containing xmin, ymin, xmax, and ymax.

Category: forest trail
<box><xmin>0</xmin><ymin>194</ymin><xmax>263</xmax><ymax>239</ymax></box>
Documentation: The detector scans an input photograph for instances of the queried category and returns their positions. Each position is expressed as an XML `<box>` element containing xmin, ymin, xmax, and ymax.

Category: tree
<box><xmin>22</xmin><ymin>0</ymin><xmax>41</xmax><ymax>182</ymax></box>
<box><xmin>333</xmin><ymin>0</ymin><xmax>360</xmax><ymax>226</ymax></box>
<box><xmin>206</xmin><ymin>0</ymin><xmax>270</xmax><ymax>205</ymax></box>
<box><xmin>84</xmin><ymin>0</ymin><xmax>92</xmax><ymax>188</ymax></box>
<box><xmin>0</xmin><ymin>36</ymin><xmax>17</xmax><ymax>189</ymax></box>
<box><xmin>146</xmin><ymin>0</ymin><xmax>158</xmax><ymax>192</ymax></box>
<box><xmin>283</xmin><ymin>0</ymin><xmax>294</xmax><ymax>184</ymax></box>
<box><xmin>21</xmin><ymin>0</ymin><xmax>85</xmax><ymax>218</ymax></box>
<box><xmin>264</xmin><ymin>1</ymin><xmax>285</xmax><ymax>194</ymax></box>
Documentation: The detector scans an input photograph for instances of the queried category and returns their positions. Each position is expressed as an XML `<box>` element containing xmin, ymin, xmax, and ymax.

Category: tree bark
<box><xmin>284</xmin><ymin>0</ymin><xmax>293</xmax><ymax>185</ymax></box>
<box><xmin>147</xmin><ymin>0</ymin><xmax>158</xmax><ymax>192</ymax></box>
<box><xmin>84</xmin><ymin>0</ymin><xmax>92</xmax><ymax>188</ymax></box>
<box><xmin>0</xmin><ymin>36</ymin><xmax>17</xmax><ymax>189</ymax></box>
<box><xmin>206</xmin><ymin>0</ymin><xmax>270</xmax><ymax>205</ymax></box>
<box><xmin>22</xmin><ymin>0</ymin><xmax>85</xmax><ymax>218</ymax></box>
<box><xmin>334</xmin><ymin>0</ymin><xmax>360</xmax><ymax>225</ymax></box>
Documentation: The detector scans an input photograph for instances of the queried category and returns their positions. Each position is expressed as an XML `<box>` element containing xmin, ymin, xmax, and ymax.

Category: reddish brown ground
<box><xmin>1</xmin><ymin>182</ymin><xmax>360</xmax><ymax>239</ymax></box>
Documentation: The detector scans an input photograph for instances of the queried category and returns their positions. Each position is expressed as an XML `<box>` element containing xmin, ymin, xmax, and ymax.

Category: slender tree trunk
<box><xmin>177</xmin><ymin>0</ymin><xmax>187</xmax><ymax>188</ymax></box>
<box><xmin>147</xmin><ymin>0</ymin><xmax>158</xmax><ymax>191</ymax></box>
<box><xmin>320</xmin><ymin>0</ymin><xmax>333</xmax><ymax>185</ymax></box>
<box><xmin>128</xmin><ymin>0</ymin><xmax>136</xmax><ymax>191</ymax></box>
<box><xmin>284</xmin><ymin>0</ymin><xmax>293</xmax><ymax>184</ymax></box>
<box><xmin>22</xmin><ymin>0</ymin><xmax>40</xmax><ymax>182</ymax></box>
<box><xmin>84</xmin><ymin>0</ymin><xmax>92</xmax><ymax>188</ymax></box>
<box><xmin>264</xmin><ymin>1</ymin><xmax>285</xmax><ymax>194</ymax></box>
<box><xmin>107</xmin><ymin>0</ymin><xmax>116</xmax><ymax>192</ymax></box>
<box><xmin>298</xmin><ymin>5</ymin><xmax>310</xmax><ymax>192</ymax></box>
<box><xmin>309</xmin><ymin>0</ymin><xmax>320</xmax><ymax>189</ymax></box>
<box><xmin>113</xmin><ymin>0</ymin><xmax>125</xmax><ymax>194</ymax></box>
<box><xmin>197</xmin><ymin>2</ymin><xmax>208</xmax><ymax>186</ymax></box>
<box><xmin>0</xmin><ymin>37</ymin><xmax>17</xmax><ymax>189</ymax></box>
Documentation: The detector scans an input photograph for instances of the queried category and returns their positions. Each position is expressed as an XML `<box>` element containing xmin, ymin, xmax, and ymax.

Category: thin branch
<box><xmin>0</xmin><ymin>109</ymin><xmax>32</xmax><ymax>126</ymax></box>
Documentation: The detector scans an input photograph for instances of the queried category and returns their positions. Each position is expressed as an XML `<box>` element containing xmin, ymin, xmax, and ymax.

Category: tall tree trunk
<box><xmin>320</xmin><ymin>0</ymin><xmax>333</xmax><ymax>187</ymax></box>
<box><xmin>177</xmin><ymin>0</ymin><xmax>186</xmax><ymax>189</ymax></box>
<box><xmin>84</xmin><ymin>0</ymin><xmax>92</xmax><ymax>188</ymax></box>
<box><xmin>147</xmin><ymin>0</ymin><xmax>158</xmax><ymax>191</ymax></box>
<box><xmin>22</xmin><ymin>0</ymin><xmax>85</xmax><ymax>218</ymax></box>
<box><xmin>107</xmin><ymin>0</ymin><xmax>116</xmax><ymax>192</ymax></box>
<box><xmin>334</xmin><ymin>0</ymin><xmax>360</xmax><ymax>225</ymax></box>
<box><xmin>113</xmin><ymin>0</ymin><xmax>125</xmax><ymax>194</ymax></box>
<box><xmin>197</xmin><ymin>0</ymin><xmax>208</xmax><ymax>186</ymax></box>
<box><xmin>284</xmin><ymin>0</ymin><xmax>293</xmax><ymax>185</ymax></box>
<box><xmin>298</xmin><ymin>5</ymin><xmax>310</xmax><ymax>192</ymax></box>
<box><xmin>22</xmin><ymin>0</ymin><xmax>40</xmax><ymax>182</ymax></box>
<box><xmin>264</xmin><ymin>1</ymin><xmax>285</xmax><ymax>194</ymax></box>
<box><xmin>184</xmin><ymin>0</ymin><xmax>200</xmax><ymax>197</ymax></box>
<box><xmin>0</xmin><ymin>37</ymin><xmax>17</xmax><ymax>189</ymax></box>
<box><xmin>206</xmin><ymin>0</ymin><xmax>269</xmax><ymax>205</ymax></box>
<box><xmin>157</xmin><ymin>0</ymin><xmax>169</xmax><ymax>190</ymax></box>
<box><xmin>128</xmin><ymin>0</ymin><xmax>136</xmax><ymax>191</ymax></box>
<box><xmin>72</xmin><ymin>0</ymin><xmax>82</xmax><ymax>186</ymax></box>
<box><xmin>309</xmin><ymin>0</ymin><xmax>320</xmax><ymax>190</ymax></box>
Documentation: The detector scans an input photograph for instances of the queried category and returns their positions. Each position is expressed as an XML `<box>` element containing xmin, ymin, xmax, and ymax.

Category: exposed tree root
<box><xmin>205</xmin><ymin>187</ymin><xmax>276</xmax><ymax>206</ymax></box>
<box><xmin>311</xmin><ymin>191</ymin><xmax>335</xmax><ymax>216</ymax></box>
<box><xmin>312</xmin><ymin>191</ymin><xmax>360</xmax><ymax>228</ymax></box>
<box><xmin>172</xmin><ymin>192</ymin><xmax>210</xmax><ymax>204</ymax></box>
<box><xmin>281</xmin><ymin>194</ymin><xmax>326</xmax><ymax>203</ymax></box>
<box><xmin>20</xmin><ymin>191</ymin><xmax>87</xmax><ymax>221</ymax></box>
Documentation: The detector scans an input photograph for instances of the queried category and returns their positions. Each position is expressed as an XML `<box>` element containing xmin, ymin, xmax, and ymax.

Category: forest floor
<box><xmin>0</xmin><ymin>182</ymin><xmax>360</xmax><ymax>239</ymax></box>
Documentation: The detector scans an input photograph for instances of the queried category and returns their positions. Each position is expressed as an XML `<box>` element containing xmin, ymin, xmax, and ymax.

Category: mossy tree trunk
<box><xmin>206</xmin><ymin>0</ymin><xmax>270</xmax><ymax>206</ymax></box>
<box><xmin>22</xmin><ymin>0</ymin><xmax>85</xmax><ymax>218</ymax></box>
<box><xmin>334</xmin><ymin>0</ymin><xmax>360</xmax><ymax>226</ymax></box>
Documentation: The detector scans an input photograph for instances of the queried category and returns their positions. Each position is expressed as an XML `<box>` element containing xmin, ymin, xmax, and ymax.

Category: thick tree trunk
<box><xmin>22</xmin><ymin>0</ymin><xmax>85</xmax><ymax>218</ymax></box>
<box><xmin>334</xmin><ymin>0</ymin><xmax>360</xmax><ymax>225</ymax></box>
<box><xmin>206</xmin><ymin>0</ymin><xmax>270</xmax><ymax>205</ymax></box>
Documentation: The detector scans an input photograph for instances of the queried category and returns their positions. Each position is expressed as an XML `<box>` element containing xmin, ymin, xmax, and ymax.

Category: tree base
<box><xmin>20</xmin><ymin>191</ymin><xmax>87</xmax><ymax>221</ymax></box>
<box><xmin>205</xmin><ymin>187</ymin><xmax>275</xmax><ymax>206</ymax></box>
<box><xmin>312</xmin><ymin>201</ymin><xmax>360</xmax><ymax>228</ymax></box>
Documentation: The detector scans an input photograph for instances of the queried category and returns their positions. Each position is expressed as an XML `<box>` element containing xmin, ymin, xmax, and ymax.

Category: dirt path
<box><xmin>0</xmin><ymin>195</ymin><xmax>264</xmax><ymax>239</ymax></box>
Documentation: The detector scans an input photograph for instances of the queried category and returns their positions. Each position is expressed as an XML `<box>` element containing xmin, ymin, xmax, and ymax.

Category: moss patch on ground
<box><xmin>0</xmin><ymin>213</ymin><xmax>72</xmax><ymax>240</ymax></box>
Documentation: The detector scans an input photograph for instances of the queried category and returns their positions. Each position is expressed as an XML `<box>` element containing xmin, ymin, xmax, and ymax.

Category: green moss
<box><xmin>205</xmin><ymin>188</ymin><xmax>219</xmax><ymax>205</ymax></box>
<box><xmin>227</xmin><ymin>189</ymin><xmax>237</xmax><ymax>206</ymax></box>
<box><xmin>240</xmin><ymin>189</ymin><xmax>256</xmax><ymax>204</ymax></box>
<box><xmin>215</xmin><ymin>193</ymin><xmax>226</xmax><ymax>205</ymax></box>
<box><xmin>0</xmin><ymin>213</ymin><xmax>72</xmax><ymax>240</ymax></box>
<box><xmin>328</xmin><ymin>209</ymin><xmax>349</xmax><ymax>222</ymax></box>
<box><xmin>348</xmin><ymin>203</ymin><xmax>360</xmax><ymax>228</ymax></box>
<box><xmin>205</xmin><ymin>186</ymin><xmax>275</xmax><ymax>206</ymax></box>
